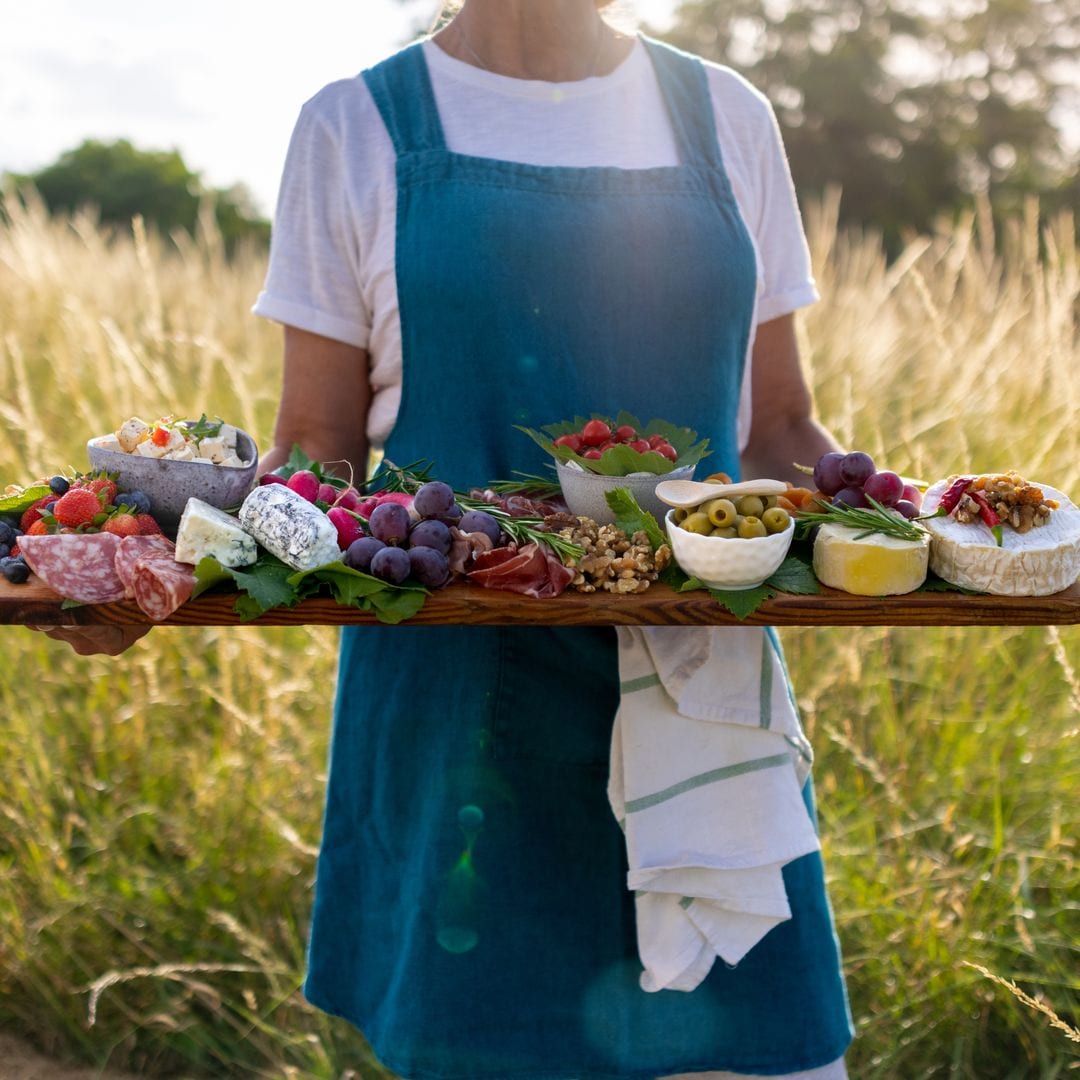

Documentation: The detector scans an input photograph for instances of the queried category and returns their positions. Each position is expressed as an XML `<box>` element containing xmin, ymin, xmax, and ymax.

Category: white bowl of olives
<box><xmin>664</xmin><ymin>490</ymin><xmax>794</xmax><ymax>590</ymax></box>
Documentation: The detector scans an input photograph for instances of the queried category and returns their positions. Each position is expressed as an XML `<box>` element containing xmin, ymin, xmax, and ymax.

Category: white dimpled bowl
<box><xmin>665</xmin><ymin>508</ymin><xmax>794</xmax><ymax>590</ymax></box>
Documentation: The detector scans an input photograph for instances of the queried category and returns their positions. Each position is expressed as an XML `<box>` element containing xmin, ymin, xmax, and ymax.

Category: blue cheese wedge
<box><xmin>176</xmin><ymin>498</ymin><xmax>257</xmax><ymax>568</ymax></box>
<box><xmin>238</xmin><ymin>485</ymin><xmax>341</xmax><ymax>571</ymax></box>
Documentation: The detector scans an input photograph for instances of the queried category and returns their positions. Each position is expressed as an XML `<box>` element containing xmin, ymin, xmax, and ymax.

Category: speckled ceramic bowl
<box><xmin>556</xmin><ymin>460</ymin><xmax>695</xmax><ymax>525</ymax></box>
<box><xmin>665</xmin><ymin>508</ymin><xmax>794</xmax><ymax>589</ymax></box>
<box><xmin>86</xmin><ymin>428</ymin><xmax>259</xmax><ymax>532</ymax></box>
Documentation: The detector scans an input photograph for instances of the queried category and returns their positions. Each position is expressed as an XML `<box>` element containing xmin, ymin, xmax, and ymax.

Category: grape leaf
<box><xmin>289</xmin><ymin>561</ymin><xmax>429</xmax><ymax>624</ymax></box>
<box><xmin>225</xmin><ymin>558</ymin><xmax>300</xmax><ymax>616</ymax></box>
<box><xmin>604</xmin><ymin>488</ymin><xmax>667</xmax><ymax>551</ymax></box>
<box><xmin>675</xmin><ymin>555</ymin><xmax>818</xmax><ymax>619</ymax></box>
<box><xmin>0</xmin><ymin>484</ymin><xmax>52</xmax><ymax>515</ymax></box>
<box><xmin>764</xmin><ymin>556</ymin><xmax>821</xmax><ymax>595</ymax></box>
<box><xmin>191</xmin><ymin>556</ymin><xmax>234</xmax><ymax>599</ymax></box>
<box><xmin>706</xmin><ymin>584</ymin><xmax>778</xmax><ymax>620</ymax></box>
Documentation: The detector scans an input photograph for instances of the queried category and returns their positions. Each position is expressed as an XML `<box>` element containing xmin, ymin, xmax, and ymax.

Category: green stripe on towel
<box><xmin>624</xmin><ymin>753</ymin><xmax>791</xmax><ymax>814</ymax></box>
<box><xmin>620</xmin><ymin>673</ymin><xmax>662</xmax><ymax>693</ymax></box>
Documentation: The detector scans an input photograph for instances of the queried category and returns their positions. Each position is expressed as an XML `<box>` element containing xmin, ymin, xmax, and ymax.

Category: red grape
<box><xmin>833</xmin><ymin>486</ymin><xmax>868</xmax><ymax>508</ymax></box>
<box><xmin>862</xmin><ymin>470</ymin><xmax>904</xmax><ymax>507</ymax></box>
<box><xmin>839</xmin><ymin>452</ymin><xmax>875</xmax><ymax>487</ymax></box>
<box><xmin>894</xmin><ymin>500</ymin><xmax>920</xmax><ymax>519</ymax></box>
<box><xmin>900</xmin><ymin>483</ymin><xmax>922</xmax><ymax>508</ymax></box>
<box><xmin>813</xmin><ymin>452</ymin><xmax>846</xmax><ymax>496</ymax></box>
<box><xmin>581</xmin><ymin>420</ymin><xmax>611</xmax><ymax>447</ymax></box>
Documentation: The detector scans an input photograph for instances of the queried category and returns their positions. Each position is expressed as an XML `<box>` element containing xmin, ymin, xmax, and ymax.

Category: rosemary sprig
<box><xmin>795</xmin><ymin>495</ymin><xmax>928</xmax><ymax>542</ymax></box>
<box><xmin>482</xmin><ymin>473</ymin><xmax>564</xmax><ymax>499</ymax></box>
<box><xmin>455</xmin><ymin>492</ymin><xmax>583</xmax><ymax>561</ymax></box>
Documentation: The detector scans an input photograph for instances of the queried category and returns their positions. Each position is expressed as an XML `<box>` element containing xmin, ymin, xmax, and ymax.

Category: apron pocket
<box><xmin>491</xmin><ymin>626</ymin><xmax>618</xmax><ymax>767</ymax></box>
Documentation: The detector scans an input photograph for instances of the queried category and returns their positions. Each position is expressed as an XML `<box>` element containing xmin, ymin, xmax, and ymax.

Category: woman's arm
<box><xmin>739</xmin><ymin>314</ymin><xmax>840</xmax><ymax>485</ymax></box>
<box><xmin>260</xmin><ymin>327</ymin><xmax>372</xmax><ymax>482</ymax></box>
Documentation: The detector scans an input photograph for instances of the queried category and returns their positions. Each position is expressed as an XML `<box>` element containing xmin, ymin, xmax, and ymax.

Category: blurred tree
<box><xmin>661</xmin><ymin>0</ymin><xmax>1080</xmax><ymax>241</ymax></box>
<box><xmin>4</xmin><ymin>139</ymin><xmax>270</xmax><ymax>249</ymax></box>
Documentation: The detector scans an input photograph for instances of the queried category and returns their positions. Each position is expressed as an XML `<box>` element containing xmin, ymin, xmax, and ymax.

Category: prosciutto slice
<box><xmin>467</xmin><ymin>542</ymin><xmax>574</xmax><ymax>599</ymax></box>
<box><xmin>18</xmin><ymin>533</ymin><xmax>126</xmax><ymax>603</ymax></box>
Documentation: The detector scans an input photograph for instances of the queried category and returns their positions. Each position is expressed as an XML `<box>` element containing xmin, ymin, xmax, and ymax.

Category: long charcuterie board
<box><xmin>2</xmin><ymin>575</ymin><xmax>1080</xmax><ymax>627</ymax></box>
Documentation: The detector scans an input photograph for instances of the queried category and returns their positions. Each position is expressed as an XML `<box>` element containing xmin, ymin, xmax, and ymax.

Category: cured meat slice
<box><xmin>18</xmin><ymin>533</ymin><xmax>126</xmax><ymax>603</ymax></box>
<box><xmin>130</xmin><ymin>556</ymin><xmax>197</xmax><ymax>621</ymax></box>
<box><xmin>447</xmin><ymin>526</ymin><xmax>495</xmax><ymax>574</ymax></box>
<box><xmin>114</xmin><ymin>535</ymin><xmax>176</xmax><ymax>598</ymax></box>
<box><xmin>467</xmin><ymin>542</ymin><xmax>574</xmax><ymax>599</ymax></box>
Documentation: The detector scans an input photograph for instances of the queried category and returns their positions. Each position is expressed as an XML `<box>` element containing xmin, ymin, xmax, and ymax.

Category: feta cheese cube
<box><xmin>136</xmin><ymin>438</ymin><xmax>169</xmax><ymax>459</ymax></box>
<box><xmin>164</xmin><ymin>444</ymin><xmax>196</xmax><ymax>461</ymax></box>
<box><xmin>91</xmin><ymin>433</ymin><xmax>124</xmax><ymax>452</ymax></box>
<box><xmin>117</xmin><ymin>418</ymin><xmax>150</xmax><ymax>452</ymax></box>
<box><xmin>197</xmin><ymin>436</ymin><xmax>227</xmax><ymax>464</ymax></box>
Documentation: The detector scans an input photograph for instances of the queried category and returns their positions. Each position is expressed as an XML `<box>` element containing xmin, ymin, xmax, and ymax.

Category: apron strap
<box><xmin>642</xmin><ymin>37</ymin><xmax>728</xmax><ymax>179</ymax></box>
<box><xmin>363</xmin><ymin>42</ymin><xmax>448</xmax><ymax>157</ymax></box>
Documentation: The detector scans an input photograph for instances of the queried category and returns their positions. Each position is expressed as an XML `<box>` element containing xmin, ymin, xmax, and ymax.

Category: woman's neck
<box><xmin>435</xmin><ymin>0</ymin><xmax>632</xmax><ymax>81</ymax></box>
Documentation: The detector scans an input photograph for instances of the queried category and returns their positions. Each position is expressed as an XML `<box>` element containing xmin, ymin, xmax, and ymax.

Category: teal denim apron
<box><xmin>305</xmin><ymin>38</ymin><xmax>852</xmax><ymax>1080</ymax></box>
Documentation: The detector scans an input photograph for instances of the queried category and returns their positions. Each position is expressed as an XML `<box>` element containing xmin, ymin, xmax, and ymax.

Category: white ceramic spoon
<box><xmin>654</xmin><ymin>478</ymin><xmax>789</xmax><ymax>509</ymax></box>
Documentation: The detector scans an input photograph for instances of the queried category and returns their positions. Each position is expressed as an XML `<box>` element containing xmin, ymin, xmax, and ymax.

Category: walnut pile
<box><xmin>552</xmin><ymin>516</ymin><xmax>671</xmax><ymax>594</ymax></box>
<box><xmin>953</xmin><ymin>472</ymin><xmax>1058</xmax><ymax>533</ymax></box>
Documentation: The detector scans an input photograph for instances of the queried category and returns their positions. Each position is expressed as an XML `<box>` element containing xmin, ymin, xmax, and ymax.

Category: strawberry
<box><xmin>53</xmin><ymin>487</ymin><xmax>104</xmax><ymax>527</ymax></box>
<box><xmin>76</xmin><ymin>473</ymin><xmax>119</xmax><ymax>506</ymax></box>
<box><xmin>135</xmin><ymin>513</ymin><xmax>164</xmax><ymax>535</ymax></box>
<box><xmin>20</xmin><ymin>494</ymin><xmax>57</xmax><ymax>532</ymax></box>
<box><xmin>102</xmin><ymin>513</ymin><xmax>141</xmax><ymax>537</ymax></box>
<box><xmin>25</xmin><ymin>518</ymin><xmax>50</xmax><ymax>536</ymax></box>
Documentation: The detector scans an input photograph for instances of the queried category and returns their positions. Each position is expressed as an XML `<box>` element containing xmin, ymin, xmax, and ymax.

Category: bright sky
<box><xmin>3</xmin><ymin>0</ymin><xmax>677</xmax><ymax>219</ymax></box>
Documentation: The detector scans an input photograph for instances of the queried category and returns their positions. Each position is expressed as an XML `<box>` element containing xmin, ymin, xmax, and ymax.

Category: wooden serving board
<box><xmin>2</xmin><ymin>575</ymin><xmax>1080</xmax><ymax>627</ymax></box>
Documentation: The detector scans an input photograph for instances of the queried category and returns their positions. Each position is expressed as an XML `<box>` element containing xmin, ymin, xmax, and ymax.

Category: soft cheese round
<box><xmin>812</xmin><ymin>523</ymin><xmax>929</xmax><ymax>596</ymax></box>
<box><xmin>922</xmin><ymin>479</ymin><xmax>1080</xmax><ymax>595</ymax></box>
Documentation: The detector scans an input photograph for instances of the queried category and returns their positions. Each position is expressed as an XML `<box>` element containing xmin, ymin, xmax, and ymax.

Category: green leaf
<box><xmin>604</xmin><ymin>488</ymin><xmax>667</xmax><ymax>551</ymax></box>
<box><xmin>191</xmin><ymin>556</ymin><xmax>234</xmax><ymax>600</ymax></box>
<box><xmin>765</xmin><ymin>556</ymin><xmax>822</xmax><ymax>595</ymax></box>
<box><xmin>707</xmin><ymin>584</ymin><xmax>778</xmax><ymax>620</ymax></box>
<box><xmin>366</xmin><ymin>586</ymin><xmax>429</xmax><ymax>624</ymax></box>
<box><xmin>289</xmin><ymin>561</ymin><xmax>429</xmax><ymax>624</ymax></box>
<box><xmin>221</xmin><ymin>556</ymin><xmax>299</xmax><ymax>616</ymax></box>
<box><xmin>0</xmin><ymin>484</ymin><xmax>52</xmax><ymax>515</ymax></box>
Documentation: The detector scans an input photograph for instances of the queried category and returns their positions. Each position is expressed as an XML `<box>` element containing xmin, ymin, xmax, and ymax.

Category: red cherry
<box><xmin>629</xmin><ymin>438</ymin><xmax>650</xmax><ymax>454</ymax></box>
<box><xmin>581</xmin><ymin>419</ymin><xmax>612</xmax><ymax>447</ymax></box>
<box><xmin>614</xmin><ymin>424</ymin><xmax>636</xmax><ymax>443</ymax></box>
<box><xmin>655</xmin><ymin>443</ymin><xmax>678</xmax><ymax>462</ymax></box>
<box><xmin>582</xmin><ymin>448</ymin><xmax>603</xmax><ymax>460</ymax></box>
<box><xmin>647</xmin><ymin>434</ymin><xmax>667</xmax><ymax>448</ymax></box>
<box><xmin>554</xmin><ymin>433</ymin><xmax>584</xmax><ymax>453</ymax></box>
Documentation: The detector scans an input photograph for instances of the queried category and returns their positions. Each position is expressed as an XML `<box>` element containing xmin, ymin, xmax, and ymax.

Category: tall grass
<box><xmin>0</xmin><ymin>188</ymin><xmax>1077</xmax><ymax>1078</ymax></box>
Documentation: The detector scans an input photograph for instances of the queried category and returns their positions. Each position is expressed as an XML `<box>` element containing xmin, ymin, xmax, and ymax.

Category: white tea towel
<box><xmin>609</xmin><ymin>626</ymin><xmax>819</xmax><ymax>993</ymax></box>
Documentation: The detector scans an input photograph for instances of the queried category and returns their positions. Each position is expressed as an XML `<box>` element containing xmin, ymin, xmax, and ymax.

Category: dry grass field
<box><xmin>0</xmin><ymin>189</ymin><xmax>1078</xmax><ymax>1077</ymax></box>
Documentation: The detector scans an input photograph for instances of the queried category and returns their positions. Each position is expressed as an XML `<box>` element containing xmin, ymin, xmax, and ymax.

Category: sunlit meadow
<box><xmin>0</xmin><ymin>190</ymin><xmax>1077</xmax><ymax>1077</ymax></box>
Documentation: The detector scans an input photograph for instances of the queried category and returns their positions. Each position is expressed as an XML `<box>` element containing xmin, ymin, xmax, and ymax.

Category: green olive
<box><xmin>737</xmin><ymin>495</ymin><xmax>765</xmax><ymax>518</ymax></box>
<box><xmin>710</xmin><ymin>526</ymin><xmax>738</xmax><ymax>538</ymax></box>
<box><xmin>704</xmin><ymin>497</ymin><xmax>737</xmax><ymax>528</ymax></box>
<box><xmin>762</xmin><ymin>507</ymin><xmax>791</xmax><ymax>534</ymax></box>
<box><xmin>681</xmin><ymin>512</ymin><xmax>713</xmax><ymax>535</ymax></box>
<box><xmin>673</xmin><ymin>507</ymin><xmax>690</xmax><ymax>524</ymax></box>
<box><xmin>763</xmin><ymin>495</ymin><xmax>778</xmax><ymax>510</ymax></box>
<box><xmin>737</xmin><ymin>515</ymin><xmax>768</xmax><ymax>539</ymax></box>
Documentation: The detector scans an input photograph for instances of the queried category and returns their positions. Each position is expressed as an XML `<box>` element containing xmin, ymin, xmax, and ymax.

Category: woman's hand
<box><xmin>27</xmin><ymin>624</ymin><xmax>152</xmax><ymax>655</ymax></box>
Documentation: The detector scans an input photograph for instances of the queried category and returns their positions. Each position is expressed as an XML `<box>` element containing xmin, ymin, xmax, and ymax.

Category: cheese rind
<box><xmin>923</xmin><ymin>479</ymin><xmax>1080</xmax><ymax>595</ymax></box>
<box><xmin>813</xmin><ymin>523</ymin><xmax>930</xmax><ymax>595</ymax></box>
<box><xmin>175</xmin><ymin>498</ymin><xmax>257</xmax><ymax>568</ymax></box>
<box><xmin>238</xmin><ymin>485</ymin><xmax>341</xmax><ymax>571</ymax></box>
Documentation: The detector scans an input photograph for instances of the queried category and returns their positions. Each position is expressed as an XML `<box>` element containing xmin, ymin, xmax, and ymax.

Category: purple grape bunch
<box><xmin>813</xmin><ymin>451</ymin><xmax>922</xmax><ymax>519</ymax></box>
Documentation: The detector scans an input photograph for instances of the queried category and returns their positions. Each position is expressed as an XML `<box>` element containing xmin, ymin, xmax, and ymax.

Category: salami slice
<box><xmin>130</xmin><ymin>557</ymin><xmax>197</xmax><ymax>621</ymax></box>
<box><xmin>18</xmin><ymin>533</ymin><xmax>126</xmax><ymax>603</ymax></box>
<box><xmin>114</xmin><ymin>535</ymin><xmax>176</xmax><ymax>598</ymax></box>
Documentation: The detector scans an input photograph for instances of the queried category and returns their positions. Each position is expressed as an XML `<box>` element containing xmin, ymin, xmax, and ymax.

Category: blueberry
<box><xmin>1</xmin><ymin>558</ymin><xmax>29</xmax><ymax>584</ymax></box>
<box><xmin>48</xmin><ymin>475</ymin><xmax>70</xmax><ymax>495</ymax></box>
<box><xmin>0</xmin><ymin>514</ymin><xmax>18</xmax><ymax>531</ymax></box>
<box><xmin>0</xmin><ymin>543</ymin><xmax>8</xmax><ymax>559</ymax></box>
<box><xmin>130</xmin><ymin>490</ymin><xmax>151</xmax><ymax>514</ymax></box>
<box><xmin>0</xmin><ymin>521</ymin><xmax>13</xmax><ymax>546</ymax></box>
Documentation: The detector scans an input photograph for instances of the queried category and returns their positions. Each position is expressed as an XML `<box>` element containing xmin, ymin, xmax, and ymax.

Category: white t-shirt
<box><xmin>254</xmin><ymin>37</ymin><xmax>818</xmax><ymax>450</ymax></box>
